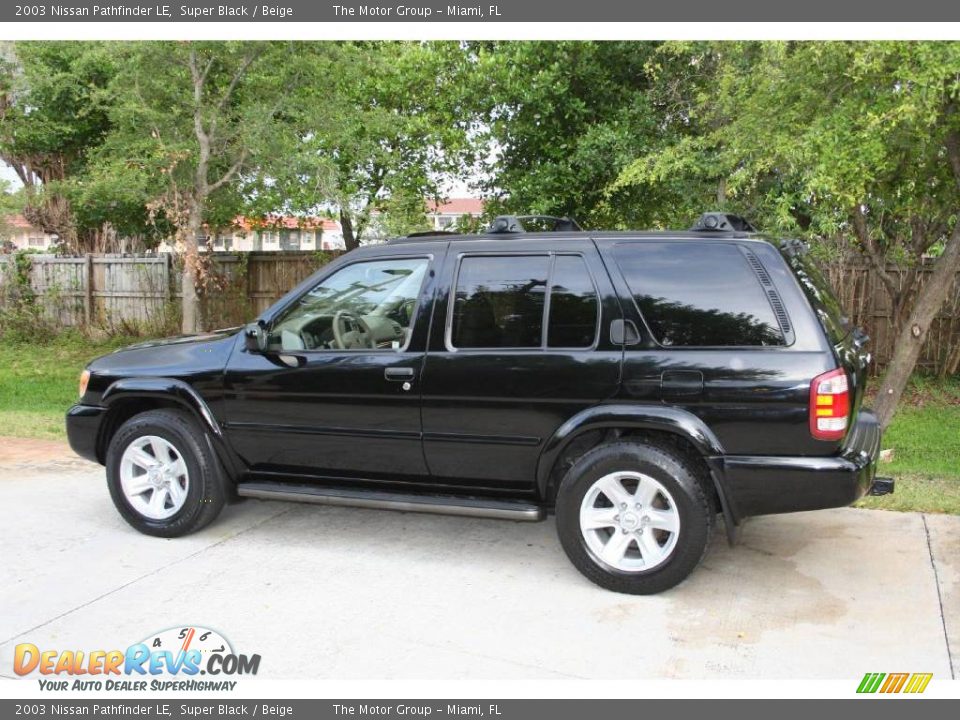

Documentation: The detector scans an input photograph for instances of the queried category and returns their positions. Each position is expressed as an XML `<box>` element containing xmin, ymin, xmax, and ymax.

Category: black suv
<box><xmin>66</xmin><ymin>213</ymin><xmax>891</xmax><ymax>594</ymax></box>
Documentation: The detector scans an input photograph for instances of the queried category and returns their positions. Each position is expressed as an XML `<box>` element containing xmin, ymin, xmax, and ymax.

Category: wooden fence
<box><xmin>1</xmin><ymin>250</ymin><xmax>958</xmax><ymax>375</ymax></box>
<box><xmin>0</xmin><ymin>251</ymin><xmax>337</xmax><ymax>335</ymax></box>
<box><xmin>822</xmin><ymin>257</ymin><xmax>960</xmax><ymax>376</ymax></box>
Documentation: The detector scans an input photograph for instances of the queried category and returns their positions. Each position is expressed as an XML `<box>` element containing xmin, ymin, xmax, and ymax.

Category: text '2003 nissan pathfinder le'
<box><xmin>66</xmin><ymin>212</ymin><xmax>893</xmax><ymax>594</ymax></box>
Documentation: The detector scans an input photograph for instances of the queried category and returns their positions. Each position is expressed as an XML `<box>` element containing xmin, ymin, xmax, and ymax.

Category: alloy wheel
<box><xmin>119</xmin><ymin>435</ymin><xmax>190</xmax><ymax>520</ymax></box>
<box><xmin>579</xmin><ymin>471</ymin><xmax>681</xmax><ymax>572</ymax></box>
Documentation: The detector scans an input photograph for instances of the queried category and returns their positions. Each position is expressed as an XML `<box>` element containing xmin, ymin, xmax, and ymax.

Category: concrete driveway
<box><xmin>0</xmin><ymin>451</ymin><xmax>955</xmax><ymax>680</ymax></box>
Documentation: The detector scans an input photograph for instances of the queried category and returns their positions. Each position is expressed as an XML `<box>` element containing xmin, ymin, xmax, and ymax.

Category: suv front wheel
<box><xmin>555</xmin><ymin>440</ymin><xmax>714</xmax><ymax>594</ymax></box>
<box><xmin>105</xmin><ymin>409</ymin><xmax>226</xmax><ymax>537</ymax></box>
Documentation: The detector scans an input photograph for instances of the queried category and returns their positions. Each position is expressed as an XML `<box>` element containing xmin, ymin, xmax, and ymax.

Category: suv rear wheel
<box><xmin>555</xmin><ymin>440</ymin><xmax>713</xmax><ymax>594</ymax></box>
<box><xmin>105</xmin><ymin>409</ymin><xmax>226</xmax><ymax>537</ymax></box>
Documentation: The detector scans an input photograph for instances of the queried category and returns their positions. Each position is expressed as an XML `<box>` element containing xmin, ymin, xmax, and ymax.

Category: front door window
<box><xmin>269</xmin><ymin>257</ymin><xmax>430</xmax><ymax>352</ymax></box>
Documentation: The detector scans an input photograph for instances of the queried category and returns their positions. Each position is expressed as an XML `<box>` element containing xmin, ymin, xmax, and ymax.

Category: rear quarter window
<box><xmin>781</xmin><ymin>244</ymin><xmax>852</xmax><ymax>344</ymax></box>
<box><xmin>613</xmin><ymin>241</ymin><xmax>786</xmax><ymax>347</ymax></box>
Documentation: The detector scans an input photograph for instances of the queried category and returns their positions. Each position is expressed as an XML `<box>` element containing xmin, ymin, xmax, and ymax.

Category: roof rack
<box><xmin>691</xmin><ymin>212</ymin><xmax>756</xmax><ymax>233</ymax></box>
<box><xmin>405</xmin><ymin>230</ymin><xmax>455</xmax><ymax>238</ymax></box>
<box><xmin>486</xmin><ymin>215</ymin><xmax>582</xmax><ymax>234</ymax></box>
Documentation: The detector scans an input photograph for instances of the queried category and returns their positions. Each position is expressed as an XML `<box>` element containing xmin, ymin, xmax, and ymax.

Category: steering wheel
<box><xmin>332</xmin><ymin>310</ymin><xmax>376</xmax><ymax>349</ymax></box>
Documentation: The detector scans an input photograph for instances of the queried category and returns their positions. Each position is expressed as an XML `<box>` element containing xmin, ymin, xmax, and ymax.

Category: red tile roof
<box><xmin>427</xmin><ymin>198</ymin><xmax>484</xmax><ymax>215</ymax></box>
<box><xmin>232</xmin><ymin>215</ymin><xmax>339</xmax><ymax>232</ymax></box>
<box><xmin>5</xmin><ymin>214</ymin><xmax>33</xmax><ymax>229</ymax></box>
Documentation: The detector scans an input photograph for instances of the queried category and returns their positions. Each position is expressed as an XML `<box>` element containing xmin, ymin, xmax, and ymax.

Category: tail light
<box><xmin>809</xmin><ymin>368</ymin><xmax>850</xmax><ymax>441</ymax></box>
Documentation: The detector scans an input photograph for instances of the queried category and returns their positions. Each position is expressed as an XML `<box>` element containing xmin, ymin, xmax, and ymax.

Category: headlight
<box><xmin>79</xmin><ymin>370</ymin><xmax>90</xmax><ymax>399</ymax></box>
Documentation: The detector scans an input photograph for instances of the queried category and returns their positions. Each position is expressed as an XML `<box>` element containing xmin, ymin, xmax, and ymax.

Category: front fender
<box><xmin>99</xmin><ymin>378</ymin><xmax>240</xmax><ymax>486</ymax></box>
<box><xmin>101</xmin><ymin>377</ymin><xmax>223</xmax><ymax>439</ymax></box>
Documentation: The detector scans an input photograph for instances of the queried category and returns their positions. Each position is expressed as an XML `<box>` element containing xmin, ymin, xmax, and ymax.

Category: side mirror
<box><xmin>244</xmin><ymin>322</ymin><xmax>268</xmax><ymax>353</ymax></box>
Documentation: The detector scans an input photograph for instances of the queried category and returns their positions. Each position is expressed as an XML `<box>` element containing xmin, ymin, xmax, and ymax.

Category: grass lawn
<box><xmin>856</xmin><ymin>377</ymin><xmax>960</xmax><ymax>515</ymax></box>
<box><xmin>0</xmin><ymin>332</ymin><xmax>136</xmax><ymax>441</ymax></box>
<box><xmin>0</xmin><ymin>333</ymin><xmax>957</xmax><ymax>514</ymax></box>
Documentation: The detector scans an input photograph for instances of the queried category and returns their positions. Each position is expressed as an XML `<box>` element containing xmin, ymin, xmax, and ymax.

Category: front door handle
<box><xmin>610</xmin><ymin>319</ymin><xmax>641</xmax><ymax>346</ymax></box>
<box><xmin>384</xmin><ymin>367</ymin><xmax>415</xmax><ymax>382</ymax></box>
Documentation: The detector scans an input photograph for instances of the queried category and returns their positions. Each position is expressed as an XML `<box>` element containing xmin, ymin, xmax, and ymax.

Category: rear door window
<box><xmin>449</xmin><ymin>254</ymin><xmax>599</xmax><ymax>349</ymax></box>
<box><xmin>451</xmin><ymin>255</ymin><xmax>549</xmax><ymax>349</ymax></box>
<box><xmin>548</xmin><ymin>255</ymin><xmax>599</xmax><ymax>348</ymax></box>
<box><xmin>613</xmin><ymin>242</ymin><xmax>786</xmax><ymax>347</ymax></box>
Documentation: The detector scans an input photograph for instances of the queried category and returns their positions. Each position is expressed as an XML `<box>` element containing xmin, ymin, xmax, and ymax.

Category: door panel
<box><xmin>222</xmin><ymin>252</ymin><xmax>439</xmax><ymax>481</ymax></box>
<box><xmin>222</xmin><ymin>351</ymin><xmax>427</xmax><ymax>479</ymax></box>
<box><xmin>420</xmin><ymin>240</ymin><xmax>622</xmax><ymax>491</ymax></box>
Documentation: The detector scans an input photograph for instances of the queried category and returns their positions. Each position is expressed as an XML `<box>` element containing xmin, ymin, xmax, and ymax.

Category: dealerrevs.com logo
<box><xmin>14</xmin><ymin>626</ymin><xmax>260</xmax><ymax>692</ymax></box>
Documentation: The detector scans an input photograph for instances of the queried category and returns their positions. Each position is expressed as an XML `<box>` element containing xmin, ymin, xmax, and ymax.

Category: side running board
<box><xmin>237</xmin><ymin>481</ymin><xmax>545</xmax><ymax>522</ymax></box>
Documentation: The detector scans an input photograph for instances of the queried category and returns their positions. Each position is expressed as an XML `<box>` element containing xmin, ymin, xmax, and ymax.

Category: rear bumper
<box><xmin>721</xmin><ymin>409</ymin><xmax>882</xmax><ymax>520</ymax></box>
<box><xmin>66</xmin><ymin>403</ymin><xmax>107</xmax><ymax>464</ymax></box>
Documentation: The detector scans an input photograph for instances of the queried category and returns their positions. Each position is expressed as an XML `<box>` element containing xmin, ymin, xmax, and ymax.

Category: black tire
<box><xmin>555</xmin><ymin>440</ymin><xmax>713</xmax><ymax>594</ymax></box>
<box><xmin>105</xmin><ymin>409</ymin><xmax>226</xmax><ymax>537</ymax></box>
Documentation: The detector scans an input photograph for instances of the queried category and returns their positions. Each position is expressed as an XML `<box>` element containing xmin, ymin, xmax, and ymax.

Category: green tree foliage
<box><xmin>469</xmin><ymin>41</ymin><xmax>688</xmax><ymax>228</ymax></box>
<box><xmin>94</xmin><ymin>41</ymin><xmax>318</xmax><ymax>332</ymax></box>
<box><xmin>270</xmin><ymin>42</ymin><xmax>476</xmax><ymax>248</ymax></box>
<box><xmin>0</xmin><ymin>42</ymin><xmax>115</xmax><ymax>250</ymax></box>
<box><xmin>615</xmin><ymin>41</ymin><xmax>960</xmax><ymax>426</ymax></box>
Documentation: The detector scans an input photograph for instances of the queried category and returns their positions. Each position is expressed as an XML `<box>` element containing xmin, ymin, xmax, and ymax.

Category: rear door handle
<box><xmin>384</xmin><ymin>367</ymin><xmax>415</xmax><ymax>381</ymax></box>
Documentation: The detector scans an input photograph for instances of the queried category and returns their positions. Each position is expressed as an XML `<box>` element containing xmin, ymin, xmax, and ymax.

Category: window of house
<box><xmin>28</xmin><ymin>237</ymin><xmax>45</xmax><ymax>247</ymax></box>
<box><xmin>450</xmin><ymin>254</ymin><xmax>599</xmax><ymax>350</ymax></box>
<box><xmin>280</xmin><ymin>230</ymin><xmax>300</xmax><ymax>251</ymax></box>
<box><xmin>213</xmin><ymin>234</ymin><xmax>232</xmax><ymax>251</ymax></box>
<box><xmin>613</xmin><ymin>242</ymin><xmax>785</xmax><ymax>347</ymax></box>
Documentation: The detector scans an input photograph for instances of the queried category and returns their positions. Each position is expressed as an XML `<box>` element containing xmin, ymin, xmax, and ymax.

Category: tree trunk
<box><xmin>340</xmin><ymin>209</ymin><xmax>359</xmax><ymax>251</ymax></box>
<box><xmin>716</xmin><ymin>177</ymin><xmax>727</xmax><ymax>206</ymax></box>
<box><xmin>874</xmin><ymin>223</ymin><xmax>960</xmax><ymax>428</ymax></box>
<box><xmin>181</xmin><ymin>201</ymin><xmax>203</xmax><ymax>335</ymax></box>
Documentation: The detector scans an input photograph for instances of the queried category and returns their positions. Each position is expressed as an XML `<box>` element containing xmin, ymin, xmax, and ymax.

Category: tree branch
<box><xmin>852</xmin><ymin>204</ymin><xmax>900</xmax><ymax>302</ymax></box>
<box><xmin>207</xmin><ymin>149</ymin><xmax>248</xmax><ymax>194</ymax></box>
<box><xmin>188</xmin><ymin>48</ymin><xmax>211</xmax><ymax>194</ymax></box>
<box><xmin>218</xmin><ymin>50</ymin><xmax>260</xmax><ymax>115</ymax></box>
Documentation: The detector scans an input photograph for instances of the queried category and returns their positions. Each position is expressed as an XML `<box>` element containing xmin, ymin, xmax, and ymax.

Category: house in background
<box><xmin>158</xmin><ymin>215</ymin><xmax>346</xmax><ymax>253</ymax></box>
<box><xmin>425</xmin><ymin>198</ymin><xmax>484</xmax><ymax>232</ymax></box>
<box><xmin>352</xmin><ymin>197</ymin><xmax>487</xmax><ymax>244</ymax></box>
<box><xmin>210</xmin><ymin>216</ymin><xmax>345</xmax><ymax>252</ymax></box>
<box><xmin>3</xmin><ymin>202</ymin><xmax>484</xmax><ymax>254</ymax></box>
<box><xmin>1</xmin><ymin>214</ymin><xmax>59</xmax><ymax>251</ymax></box>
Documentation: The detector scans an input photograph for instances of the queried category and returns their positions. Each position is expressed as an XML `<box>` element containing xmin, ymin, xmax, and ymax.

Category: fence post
<box><xmin>165</xmin><ymin>253</ymin><xmax>172</xmax><ymax>303</ymax></box>
<box><xmin>84</xmin><ymin>254</ymin><xmax>94</xmax><ymax>326</ymax></box>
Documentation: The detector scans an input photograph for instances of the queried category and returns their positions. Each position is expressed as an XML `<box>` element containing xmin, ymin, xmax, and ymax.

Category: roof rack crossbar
<box><xmin>405</xmin><ymin>230</ymin><xmax>455</xmax><ymax>238</ymax></box>
<box><xmin>486</xmin><ymin>215</ymin><xmax>582</xmax><ymax>234</ymax></box>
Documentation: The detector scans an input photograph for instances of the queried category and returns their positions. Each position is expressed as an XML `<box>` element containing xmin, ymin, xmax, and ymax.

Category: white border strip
<box><xmin>1</xmin><ymin>677</ymin><xmax>958</xmax><ymax>700</ymax></box>
<box><xmin>2</xmin><ymin>22</ymin><xmax>960</xmax><ymax>41</ymax></box>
